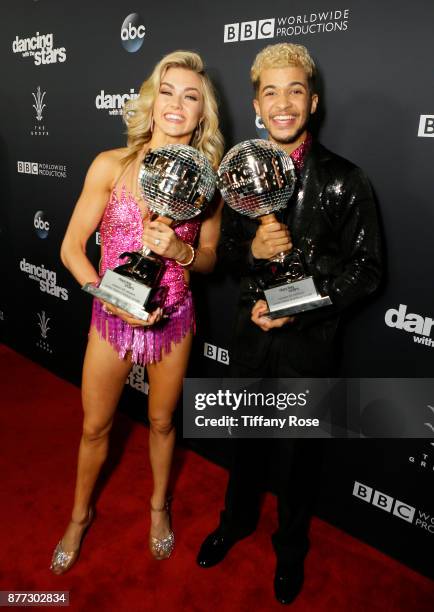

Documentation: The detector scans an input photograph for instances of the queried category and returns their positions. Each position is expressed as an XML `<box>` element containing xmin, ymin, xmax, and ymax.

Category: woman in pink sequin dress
<box><xmin>50</xmin><ymin>51</ymin><xmax>224</xmax><ymax>572</ymax></box>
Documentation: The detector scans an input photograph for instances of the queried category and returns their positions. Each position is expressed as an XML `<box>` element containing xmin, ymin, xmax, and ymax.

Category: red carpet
<box><xmin>0</xmin><ymin>344</ymin><xmax>433</xmax><ymax>611</ymax></box>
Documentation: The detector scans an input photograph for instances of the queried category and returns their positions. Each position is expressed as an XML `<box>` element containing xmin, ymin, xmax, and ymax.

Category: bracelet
<box><xmin>176</xmin><ymin>243</ymin><xmax>196</xmax><ymax>267</ymax></box>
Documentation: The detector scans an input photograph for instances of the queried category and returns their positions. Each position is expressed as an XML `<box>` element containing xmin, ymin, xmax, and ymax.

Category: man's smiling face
<box><xmin>253</xmin><ymin>66</ymin><xmax>318</xmax><ymax>152</ymax></box>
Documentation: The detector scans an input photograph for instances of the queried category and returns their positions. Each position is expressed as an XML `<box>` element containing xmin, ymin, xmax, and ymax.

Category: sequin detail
<box><xmin>51</xmin><ymin>541</ymin><xmax>75</xmax><ymax>568</ymax></box>
<box><xmin>150</xmin><ymin>531</ymin><xmax>175</xmax><ymax>559</ymax></box>
<box><xmin>290</xmin><ymin>133</ymin><xmax>312</xmax><ymax>173</ymax></box>
<box><xmin>91</xmin><ymin>185</ymin><xmax>201</xmax><ymax>365</ymax></box>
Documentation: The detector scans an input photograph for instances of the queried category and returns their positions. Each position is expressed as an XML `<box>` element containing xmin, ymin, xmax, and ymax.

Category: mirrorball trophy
<box><xmin>83</xmin><ymin>144</ymin><xmax>216</xmax><ymax>321</ymax></box>
<box><xmin>217</xmin><ymin>139</ymin><xmax>331</xmax><ymax>318</ymax></box>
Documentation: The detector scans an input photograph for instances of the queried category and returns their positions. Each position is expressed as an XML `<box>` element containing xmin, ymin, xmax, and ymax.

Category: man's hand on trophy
<box><xmin>251</xmin><ymin>299</ymin><xmax>295</xmax><ymax>332</ymax></box>
<box><xmin>142</xmin><ymin>220</ymin><xmax>187</xmax><ymax>261</ymax></box>
<box><xmin>251</xmin><ymin>222</ymin><xmax>292</xmax><ymax>260</ymax></box>
<box><xmin>100</xmin><ymin>300</ymin><xmax>163</xmax><ymax>327</ymax></box>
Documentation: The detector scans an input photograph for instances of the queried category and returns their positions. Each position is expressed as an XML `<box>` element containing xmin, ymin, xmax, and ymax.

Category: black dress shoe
<box><xmin>274</xmin><ymin>565</ymin><xmax>304</xmax><ymax>605</ymax></box>
<box><xmin>196</xmin><ymin>527</ymin><xmax>243</xmax><ymax>568</ymax></box>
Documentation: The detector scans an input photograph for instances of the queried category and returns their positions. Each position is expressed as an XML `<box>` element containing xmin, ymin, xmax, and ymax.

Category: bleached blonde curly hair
<box><xmin>122</xmin><ymin>50</ymin><xmax>224</xmax><ymax>169</ymax></box>
<box><xmin>251</xmin><ymin>43</ymin><xmax>317</xmax><ymax>94</ymax></box>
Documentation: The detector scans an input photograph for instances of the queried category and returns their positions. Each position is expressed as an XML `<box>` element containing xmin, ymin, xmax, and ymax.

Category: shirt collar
<box><xmin>289</xmin><ymin>132</ymin><xmax>312</xmax><ymax>174</ymax></box>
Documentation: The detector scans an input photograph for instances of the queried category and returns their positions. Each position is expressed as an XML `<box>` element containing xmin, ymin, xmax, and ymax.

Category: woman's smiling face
<box><xmin>152</xmin><ymin>66</ymin><xmax>204</xmax><ymax>143</ymax></box>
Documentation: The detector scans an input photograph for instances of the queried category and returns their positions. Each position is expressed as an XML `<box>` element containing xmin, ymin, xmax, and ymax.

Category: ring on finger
<box><xmin>154</xmin><ymin>238</ymin><xmax>161</xmax><ymax>246</ymax></box>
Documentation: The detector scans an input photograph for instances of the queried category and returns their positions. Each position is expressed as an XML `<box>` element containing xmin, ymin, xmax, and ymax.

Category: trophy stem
<box><xmin>260</xmin><ymin>213</ymin><xmax>291</xmax><ymax>261</ymax></box>
<box><xmin>260</xmin><ymin>212</ymin><xmax>278</xmax><ymax>226</ymax></box>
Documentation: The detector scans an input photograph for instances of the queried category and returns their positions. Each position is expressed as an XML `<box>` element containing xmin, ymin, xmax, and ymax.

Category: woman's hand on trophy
<box><xmin>100</xmin><ymin>300</ymin><xmax>163</xmax><ymax>327</ymax></box>
<box><xmin>142</xmin><ymin>220</ymin><xmax>187</xmax><ymax>261</ymax></box>
<box><xmin>251</xmin><ymin>222</ymin><xmax>292</xmax><ymax>260</ymax></box>
<box><xmin>251</xmin><ymin>299</ymin><xmax>295</xmax><ymax>332</ymax></box>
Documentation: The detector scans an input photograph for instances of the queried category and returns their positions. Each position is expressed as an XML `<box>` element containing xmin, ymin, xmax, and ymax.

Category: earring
<box><xmin>150</xmin><ymin>114</ymin><xmax>154</xmax><ymax>133</ymax></box>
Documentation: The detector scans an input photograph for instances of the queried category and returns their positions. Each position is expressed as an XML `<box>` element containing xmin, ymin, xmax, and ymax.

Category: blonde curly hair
<box><xmin>251</xmin><ymin>43</ymin><xmax>317</xmax><ymax>94</ymax></box>
<box><xmin>122</xmin><ymin>50</ymin><xmax>224</xmax><ymax>169</ymax></box>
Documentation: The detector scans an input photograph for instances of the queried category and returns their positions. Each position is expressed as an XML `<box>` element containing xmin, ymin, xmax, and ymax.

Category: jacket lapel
<box><xmin>291</xmin><ymin>141</ymin><xmax>326</xmax><ymax>250</ymax></box>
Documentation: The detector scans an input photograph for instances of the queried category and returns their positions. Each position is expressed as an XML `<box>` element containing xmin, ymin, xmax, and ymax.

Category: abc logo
<box><xmin>121</xmin><ymin>13</ymin><xmax>146</xmax><ymax>53</ymax></box>
<box><xmin>34</xmin><ymin>210</ymin><xmax>50</xmax><ymax>239</ymax></box>
<box><xmin>255</xmin><ymin>115</ymin><xmax>268</xmax><ymax>139</ymax></box>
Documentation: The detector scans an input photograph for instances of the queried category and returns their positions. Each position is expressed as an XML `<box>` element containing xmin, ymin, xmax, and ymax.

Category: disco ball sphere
<box><xmin>217</xmin><ymin>139</ymin><xmax>296</xmax><ymax>218</ymax></box>
<box><xmin>138</xmin><ymin>144</ymin><xmax>216</xmax><ymax>222</ymax></box>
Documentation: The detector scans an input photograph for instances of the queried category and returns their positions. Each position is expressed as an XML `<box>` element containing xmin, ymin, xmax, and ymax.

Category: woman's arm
<box><xmin>60</xmin><ymin>151</ymin><xmax>118</xmax><ymax>286</ymax></box>
<box><xmin>141</xmin><ymin>198</ymin><xmax>224</xmax><ymax>275</ymax></box>
<box><xmin>61</xmin><ymin>150</ymin><xmax>163</xmax><ymax>328</ymax></box>
<box><xmin>185</xmin><ymin>198</ymin><xmax>223</xmax><ymax>274</ymax></box>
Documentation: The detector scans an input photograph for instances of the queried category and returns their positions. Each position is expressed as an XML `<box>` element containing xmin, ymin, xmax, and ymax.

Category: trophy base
<box><xmin>265</xmin><ymin>295</ymin><xmax>332</xmax><ymax>318</ymax></box>
<box><xmin>82</xmin><ymin>283</ymin><xmax>151</xmax><ymax>322</ymax></box>
<box><xmin>263</xmin><ymin>275</ymin><xmax>332</xmax><ymax>319</ymax></box>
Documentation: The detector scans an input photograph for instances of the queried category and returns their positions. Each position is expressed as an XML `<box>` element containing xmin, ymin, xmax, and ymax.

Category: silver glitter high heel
<box><xmin>50</xmin><ymin>507</ymin><xmax>94</xmax><ymax>575</ymax></box>
<box><xmin>149</xmin><ymin>498</ymin><xmax>175</xmax><ymax>560</ymax></box>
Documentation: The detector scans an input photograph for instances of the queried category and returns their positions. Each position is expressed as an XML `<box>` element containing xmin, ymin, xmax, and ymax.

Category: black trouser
<box><xmin>220</xmin><ymin>337</ymin><xmax>326</xmax><ymax>569</ymax></box>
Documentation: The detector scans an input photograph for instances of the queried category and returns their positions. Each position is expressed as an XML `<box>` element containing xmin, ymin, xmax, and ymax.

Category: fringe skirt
<box><xmin>90</xmin><ymin>292</ymin><xmax>195</xmax><ymax>365</ymax></box>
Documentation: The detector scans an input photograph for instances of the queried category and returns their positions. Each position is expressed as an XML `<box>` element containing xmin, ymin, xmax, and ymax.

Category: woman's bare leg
<box><xmin>146</xmin><ymin>331</ymin><xmax>193</xmax><ymax>540</ymax></box>
<box><xmin>59</xmin><ymin>326</ymin><xmax>132</xmax><ymax>552</ymax></box>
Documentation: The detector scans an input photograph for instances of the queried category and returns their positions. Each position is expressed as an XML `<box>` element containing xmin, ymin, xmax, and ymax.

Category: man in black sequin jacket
<box><xmin>219</xmin><ymin>135</ymin><xmax>382</xmax><ymax>375</ymax></box>
<box><xmin>197</xmin><ymin>43</ymin><xmax>382</xmax><ymax>606</ymax></box>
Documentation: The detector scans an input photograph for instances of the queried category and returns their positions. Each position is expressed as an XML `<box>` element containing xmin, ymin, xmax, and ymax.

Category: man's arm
<box><xmin>297</xmin><ymin>167</ymin><xmax>383</xmax><ymax>329</ymax></box>
<box><xmin>217</xmin><ymin>204</ymin><xmax>293</xmax><ymax>272</ymax></box>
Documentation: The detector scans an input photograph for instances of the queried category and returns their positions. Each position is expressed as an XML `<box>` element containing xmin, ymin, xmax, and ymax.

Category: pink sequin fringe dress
<box><xmin>90</xmin><ymin>185</ymin><xmax>201</xmax><ymax>365</ymax></box>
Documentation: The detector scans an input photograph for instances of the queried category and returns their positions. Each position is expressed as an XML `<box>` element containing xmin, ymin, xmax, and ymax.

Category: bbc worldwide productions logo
<box><xmin>418</xmin><ymin>115</ymin><xmax>434</xmax><ymax>137</ymax></box>
<box><xmin>224</xmin><ymin>10</ymin><xmax>350</xmax><ymax>42</ymax></box>
<box><xmin>204</xmin><ymin>342</ymin><xmax>229</xmax><ymax>365</ymax></box>
<box><xmin>224</xmin><ymin>19</ymin><xmax>275</xmax><ymax>43</ymax></box>
<box><xmin>353</xmin><ymin>481</ymin><xmax>434</xmax><ymax>535</ymax></box>
<box><xmin>121</xmin><ymin>13</ymin><xmax>146</xmax><ymax>52</ymax></box>
<box><xmin>17</xmin><ymin>161</ymin><xmax>67</xmax><ymax>179</ymax></box>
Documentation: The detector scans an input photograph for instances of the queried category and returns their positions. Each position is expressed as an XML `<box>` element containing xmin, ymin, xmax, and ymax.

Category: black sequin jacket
<box><xmin>217</xmin><ymin>141</ymin><xmax>383</xmax><ymax>373</ymax></box>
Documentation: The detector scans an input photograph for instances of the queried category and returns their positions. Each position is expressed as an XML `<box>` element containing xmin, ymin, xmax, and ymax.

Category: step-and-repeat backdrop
<box><xmin>1</xmin><ymin>0</ymin><xmax>433</xmax><ymax>579</ymax></box>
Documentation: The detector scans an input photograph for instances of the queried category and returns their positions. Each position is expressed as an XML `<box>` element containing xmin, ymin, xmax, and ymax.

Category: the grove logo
<box><xmin>32</xmin><ymin>86</ymin><xmax>46</xmax><ymax>121</ymax></box>
<box><xmin>36</xmin><ymin>310</ymin><xmax>53</xmax><ymax>353</ymax></box>
<box><xmin>121</xmin><ymin>14</ymin><xmax>146</xmax><ymax>52</ymax></box>
<box><xmin>37</xmin><ymin>310</ymin><xmax>50</xmax><ymax>339</ymax></box>
<box><xmin>425</xmin><ymin>405</ymin><xmax>434</xmax><ymax>435</ymax></box>
<box><xmin>31</xmin><ymin>87</ymin><xmax>48</xmax><ymax>137</ymax></box>
<box><xmin>34</xmin><ymin>210</ymin><xmax>50</xmax><ymax>239</ymax></box>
